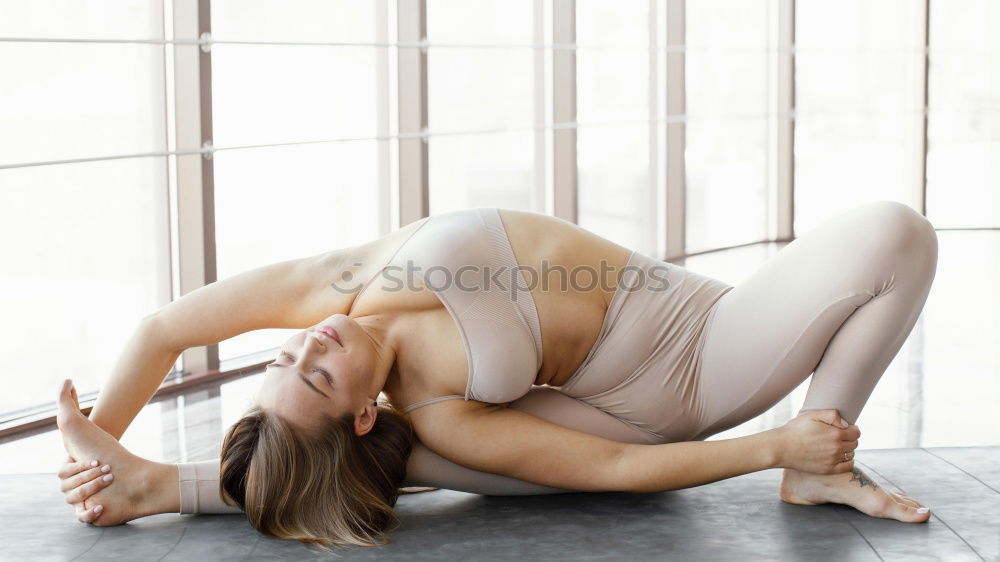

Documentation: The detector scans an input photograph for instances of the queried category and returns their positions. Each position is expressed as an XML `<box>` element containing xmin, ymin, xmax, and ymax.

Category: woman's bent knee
<box><xmin>856</xmin><ymin>201</ymin><xmax>938</xmax><ymax>271</ymax></box>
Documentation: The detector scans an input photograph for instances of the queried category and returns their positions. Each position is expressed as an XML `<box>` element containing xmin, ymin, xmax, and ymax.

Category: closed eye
<box><xmin>314</xmin><ymin>368</ymin><xmax>334</xmax><ymax>388</ymax></box>
<box><xmin>273</xmin><ymin>351</ymin><xmax>334</xmax><ymax>388</ymax></box>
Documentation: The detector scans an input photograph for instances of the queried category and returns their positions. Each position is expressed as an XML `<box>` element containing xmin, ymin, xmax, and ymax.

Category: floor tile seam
<box><xmin>921</xmin><ymin>447</ymin><xmax>1000</xmax><ymax>496</ymax></box>
<box><xmin>857</xmin><ymin>458</ymin><xmax>986</xmax><ymax>562</ymax></box>
<box><xmin>833</xmin><ymin>505</ymin><xmax>885</xmax><ymax>562</ymax></box>
<box><xmin>69</xmin><ymin>526</ymin><xmax>105</xmax><ymax>562</ymax></box>
<box><xmin>156</xmin><ymin>523</ymin><xmax>189</xmax><ymax>562</ymax></box>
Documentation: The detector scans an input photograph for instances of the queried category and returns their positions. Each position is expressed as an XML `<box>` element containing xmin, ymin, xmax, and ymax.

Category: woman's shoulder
<box><xmin>497</xmin><ymin>208</ymin><xmax>633</xmax><ymax>273</ymax></box>
<box><xmin>313</xmin><ymin>216</ymin><xmax>431</xmax><ymax>278</ymax></box>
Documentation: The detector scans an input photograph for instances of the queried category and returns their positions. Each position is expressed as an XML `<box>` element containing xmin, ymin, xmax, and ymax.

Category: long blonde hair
<box><xmin>219</xmin><ymin>401</ymin><xmax>415</xmax><ymax>548</ymax></box>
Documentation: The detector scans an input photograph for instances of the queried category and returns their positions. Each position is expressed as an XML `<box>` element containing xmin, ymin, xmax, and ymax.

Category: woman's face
<box><xmin>255</xmin><ymin>314</ymin><xmax>379</xmax><ymax>431</ymax></box>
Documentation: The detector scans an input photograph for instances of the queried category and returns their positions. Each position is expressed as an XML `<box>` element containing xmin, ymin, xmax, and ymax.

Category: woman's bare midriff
<box><xmin>343</xmin><ymin>209</ymin><xmax>635</xmax><ymax>410</ymax></box>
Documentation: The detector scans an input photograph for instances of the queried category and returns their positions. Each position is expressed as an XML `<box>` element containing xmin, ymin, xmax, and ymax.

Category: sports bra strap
<box><xmin>401</xmin><ymin>395</ymin><xmax>466</xmax><ymax>414</ymax></box>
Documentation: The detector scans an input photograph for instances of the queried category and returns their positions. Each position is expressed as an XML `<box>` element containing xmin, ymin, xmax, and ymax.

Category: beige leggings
<box><xmin>178</xmin><ymin>200</ymin><xmax>939</xmax><ymax>513</ymax></box>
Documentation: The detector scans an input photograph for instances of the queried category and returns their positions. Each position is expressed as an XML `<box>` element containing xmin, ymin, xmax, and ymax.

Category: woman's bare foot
<box><xmin>779</xmin><ymin>465</ymin><xmax>930</xmax><ymax>523</ymax></box>
<box><xmin>56</xmin><ymin>379</ymin><xmax>179</xmax><ymax>525</ymax></box>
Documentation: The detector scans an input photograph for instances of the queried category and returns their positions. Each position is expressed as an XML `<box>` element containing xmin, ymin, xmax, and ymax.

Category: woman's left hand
<box><xmin>774</xmin><ymin>409</ymin><xmax>860</xmax><ymax>474</ymax></box>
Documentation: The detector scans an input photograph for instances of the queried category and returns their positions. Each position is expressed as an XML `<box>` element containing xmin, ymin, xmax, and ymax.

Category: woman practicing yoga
<box><xmin>55</xmin><ymin>200</ymin><xmax>938</xmax><ymax>547</ymax></box>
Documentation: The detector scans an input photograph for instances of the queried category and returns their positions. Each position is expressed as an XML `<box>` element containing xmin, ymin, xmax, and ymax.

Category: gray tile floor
<box><xmin>2</xmin><ymin>447</ymin><xmax>996</xmax><ymax>561</ymax></box>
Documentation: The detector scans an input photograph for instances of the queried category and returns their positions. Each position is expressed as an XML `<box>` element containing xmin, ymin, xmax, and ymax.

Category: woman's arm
<box><xmin>66</xmin><ymin>251</ymin><xmax>361</xmax><ymax>521</ymax></box>
<box><xmin>413</xmin><ymin>402</ymin><xmax>858</xmax><ymax>493</ymax></box>
<box><xmin>616</xmin><ymin>433</ymin><xmax>778</xmax><ymax>493</ymax></box>
<box><xmin>88</xmin><ymin>252</ymin><xmax>350</xmax><ymax>439</ymax></box>
<box><xmin>60</xmin><ymin>221</ymin><xmax>429</xmax><ymax>520</ymax></box>
<box><xmin>88</xmin><ymin>217</ymin><xmax>428</xmax><ymax>439</ymax></box>
<box><xmin>59</xmin><ymin>250</ymin><xmax>343</xmax><ymax>522</ymax></box>
<box><xmin>64</xmin><ymin>443</ymin><xmax>563</xmax><ymax>521</ymax></box>
<box><xmin>416</xmin><ymin>400</ymin><xmax>739</xmax><ymax>493</ymax></box>
<box><xmin>618</xmin><ymin>409</ymin><xmax>859</xmax><ymax>492</ymax></box>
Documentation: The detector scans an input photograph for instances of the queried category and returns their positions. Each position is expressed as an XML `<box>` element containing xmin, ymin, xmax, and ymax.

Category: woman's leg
<box><xmin>694</xmin><ymin>200</ymin><xmax>938</xmax><ymax>435</ymax></box>
<box><xmin>692</xmin><ymin>200</ymin><xmax>938</xmax><ymax>522</ymax></box>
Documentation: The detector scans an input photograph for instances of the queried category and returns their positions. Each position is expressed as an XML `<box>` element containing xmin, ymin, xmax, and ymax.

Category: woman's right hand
<box><xmin>57</xmin><ymin>456</ymin><xmax>116</xmax><ymax>523</ymax></box>
<box><xmin>774</xmin><ymin>409</ymin><xmax>861</xmax><ymax>474</ymax></box>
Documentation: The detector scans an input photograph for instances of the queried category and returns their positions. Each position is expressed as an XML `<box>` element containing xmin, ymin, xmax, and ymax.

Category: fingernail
<box><xmin>101</xmin><ymin>465</ymin><xmax>110</xmax><ymax>473</ymax></box>
<box><xmin>89</xmin><ymin>460</ymin><xmax>98</xmax><ymax>467</ymax></box>
<box><xmin>93</xmin><ymin>505</ymin><xmax>103</xmax><ymax>514</ymax></box>
<box><xmin>102</xmin><ymin>474</ymin><xmax>114</xmax><ymax>483</ymax></box>
<box><xmin>917</xmin><ymin>507</ymin><xmax>929</xmax><ymax>514</ymax></box>
<box><xmin>838</xmin><ymin>419</ymin><xmax>848</xmax><ymax>428</ymax></box>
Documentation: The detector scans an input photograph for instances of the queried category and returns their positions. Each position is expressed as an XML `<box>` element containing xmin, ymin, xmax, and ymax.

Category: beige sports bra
<box><xmin>349</xmin><ymin>207</ymin><xmax>544</xmax><ymax>414</ymax></box>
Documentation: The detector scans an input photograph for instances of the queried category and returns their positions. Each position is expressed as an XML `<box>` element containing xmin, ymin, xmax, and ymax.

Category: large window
<box><xmin>0</xmin><ymin>2</ymin><xmax>170</xmax><ymax>416</ymax></box>
<box><xmin>925</xmin><ymin>0</ymin><xmax>999</xmax><ymax>229</ymax></box>
<box><xmin>686</xmin><ymin>0</ymin><xmax>770</xmax><ymax>252</ymax></box>
<box><xmin>2</xmin><ymin>0</ymin><xmax>994</xmax><ymax>427</ymax></box>
<box><xmin>794</xmin><ymin>0</ymin><xmax>925</xmax><ymax>232</ymax></box>
<box><xmin>427</xmin><ymin>0</ymin><xmax>538</xmax><ymax>214</ymax></box>
<box><xmin>576</xmin><ymin>0</ymin><xmax>655</xmax><ymax>254</ymax></box>
<box><xmin>211</xmin><ymin>1</ymin><xmax>383</xmax><ymax>360</ymax></box>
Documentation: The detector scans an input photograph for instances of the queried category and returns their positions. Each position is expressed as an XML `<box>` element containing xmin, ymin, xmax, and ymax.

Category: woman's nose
<box><xmin>301</xmin><ymin>332</ymin><xmax>327</xmax><ymax>356</ymax></box>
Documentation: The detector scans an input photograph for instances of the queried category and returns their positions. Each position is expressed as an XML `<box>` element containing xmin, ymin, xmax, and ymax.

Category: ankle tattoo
<box><xmin>849</xmin><ymin>467</ymin><xmax>878</xmax><ymax>490</ymax></box>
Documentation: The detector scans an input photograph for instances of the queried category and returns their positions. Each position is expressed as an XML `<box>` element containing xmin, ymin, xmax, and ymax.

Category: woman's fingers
<box><xmin>828</xmin><ymin>445</ymin><xmax>856</xmax><ymax>470</ymax></box>
<box><xmin>834</xmin><ymin>445</ymin><xmax>856</xmax><ymax>459</ymax></box>
<box><xmin>75</xmin><ymin>502</ymin><xmax>103</xmax><ymax>524</ymax></box>
<box><xmin>809</xmin><ymin>409</ymin><xmax>846</xmax><ymax>427</ymax></box>
<box><xmin>840</xmin><ymin>424</ymin><xmax>861</xmax><ymax>441</ymax></box>
<box><xmin>64</xmin><ymin>473</ymin><xmax>114</xmax><ymax>505</ymax></box>
<box><xmin>838</xmin><ymin>441</ymin><xmax>858</xmax><ymax>456</ymax></box>
<box><xmin>57</xmin><ymin>458</ymin><xmax>100</xmax><ymax>480</ymax></box>
<box><xmin>829</xmin><ymin>458</ymin><xmax>854</xmax><ymax>474</ymax></box>
<box><xmin>60</xmin><ymin>464</ymin><xmax>111</xmax><ymax>493</ymax></box>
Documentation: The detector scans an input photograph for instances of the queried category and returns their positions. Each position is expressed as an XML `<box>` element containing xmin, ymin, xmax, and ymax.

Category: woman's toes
<box><xmin>884</xmin><ymin>496</ymin><xmax>931</xmax><ymax>523</ymax></box>
<box><xmin>56</xmin><ymin>380</ymin><xmax>86</xmax><ymax>427</ymax></box>
<box><xmin>890</xmin><ymin>491</ymin><xmax>922</xmax><ymax>509</ymax></box>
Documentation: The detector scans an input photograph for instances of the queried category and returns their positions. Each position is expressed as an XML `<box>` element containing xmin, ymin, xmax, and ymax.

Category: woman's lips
<box><xmin>316</xmin><ymin>325</ymin><xmax>342</xmax><ymax>345</ymax></box>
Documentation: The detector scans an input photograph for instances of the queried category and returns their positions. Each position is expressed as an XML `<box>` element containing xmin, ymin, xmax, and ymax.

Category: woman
<box><xmin>55</xmin><ymin>201</ymin><xmax>937</xmax><ymax>547</ymax></box>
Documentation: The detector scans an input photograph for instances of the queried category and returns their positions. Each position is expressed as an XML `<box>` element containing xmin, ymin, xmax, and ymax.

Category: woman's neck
<box><xmin>352</xmin><ymin>313</ymin><xmax>403</xmax><ymax>402</ymax></box>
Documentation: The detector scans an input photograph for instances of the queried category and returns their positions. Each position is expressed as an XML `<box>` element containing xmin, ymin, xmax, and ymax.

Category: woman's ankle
<box><xmin>138</xmin><ymin>461</ymin><xmax>181</xmax><ymax>516</ymax></box>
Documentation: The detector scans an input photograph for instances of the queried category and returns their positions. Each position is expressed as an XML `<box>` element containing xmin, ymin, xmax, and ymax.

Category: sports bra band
<box><xmin>400</xmin><ymin>395</ymin><xmax>466</xmax><ymax>414</ymax></box>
